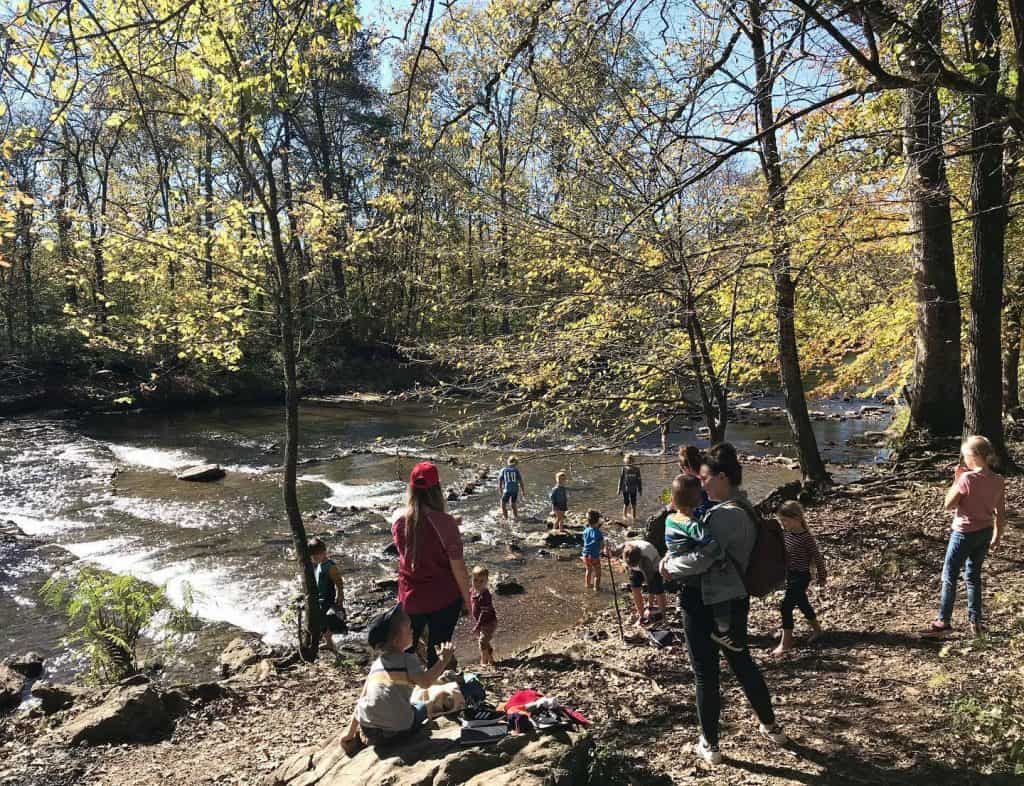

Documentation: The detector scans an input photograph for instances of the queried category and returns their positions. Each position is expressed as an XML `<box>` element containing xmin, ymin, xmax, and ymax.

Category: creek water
<box><xmin>0</xmin><ymin>397</ymin><xmax>888</xmax><ymax>681</ymax></box>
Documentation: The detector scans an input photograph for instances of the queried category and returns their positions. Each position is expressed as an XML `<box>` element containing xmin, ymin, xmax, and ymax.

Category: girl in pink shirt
<box><xmin>926</xmin><ymin>436</ymin><xmax>1006</xmax><ymax>637</ymax></box>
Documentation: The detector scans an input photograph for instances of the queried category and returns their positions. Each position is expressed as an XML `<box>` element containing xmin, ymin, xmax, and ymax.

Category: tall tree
<box><xmin>902</xmin><ymin>0</ymin><xmax>963</xmax><ymax>438</ymax></box>
<box><xmin>747</xmin><ymin>0</ymin><xmax>829</xmax><ymax>485</ymax></box>
<box><xmin>964</xmin><ymin>0</ymin><xmax>1013</xmax><ymax>466</ymax></box>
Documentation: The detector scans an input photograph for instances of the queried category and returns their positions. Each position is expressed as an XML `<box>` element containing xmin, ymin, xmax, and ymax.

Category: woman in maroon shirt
<box><xmin>392</xmin><ymin>462</ymin><xmax>472</xmax><ymax>665</ymax></box>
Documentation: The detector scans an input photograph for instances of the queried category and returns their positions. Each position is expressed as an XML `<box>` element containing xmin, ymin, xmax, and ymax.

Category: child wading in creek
<box><xmin>470</xmin><ymin>565</ymin><xmax>498</xmax><ymax>668</ymax></box>
<box><xmin>549</xmin><ymin>471</ymin><xmax>569</xmax><ymax>533</ymax></box>
<box><xmin>581</xmin><ymin>509</ymin><xmax>606</xmax><ymax>591</ymax></box>
<box><xmin>772</xmin><ymin>500</ymin><xmax>826</xmax><ymax>655</ymax></box>
<box><xmin>498</xmin><ymin>456</ymin><xmax>526</xmax><ymax>523</ymax></box>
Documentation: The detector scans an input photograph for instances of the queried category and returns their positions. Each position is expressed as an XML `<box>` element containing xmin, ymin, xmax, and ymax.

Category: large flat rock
<box><xmin>266</xmin><ymin>721</ymin><xmax>591</xmax><ymax>786</ymax></box>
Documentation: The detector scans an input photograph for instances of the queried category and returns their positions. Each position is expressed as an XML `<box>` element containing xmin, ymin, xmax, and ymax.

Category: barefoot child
<box><xmin>340</xmin><ymin>605</ymin><xmax>455</xmax><ymax>755</ymax></box>
<box><xmin>498</xmin><ymin>456</ymin><xmax>526</xmax><ymax>523</ymax></box>
<box><xmin>618</xmin><ymin>454</ymin><xmax>643</xmax><ymax>523</ymax></box>
<box><xmin>581</xmin><ymin>509</ymin><xmax>605</xmax><ymax>591</ymax></box>
<box><xmin>664</xmin><ymin>475</ymin><xmax>739</xmax><ymax>651</ymax></box>
<box><xmin>773</xmin><ymin>501</ymin><xmax>825</xmax><ymax>655</ymax></box>
<box><xmin>549</xmin><ymin>471</ymin><xmax>569</xmax><ymax>532</ymax></box>
<box><xmin>470</xmin><ymin>565</ymin><xmax>498</xmax><ymax>667</ymax></box>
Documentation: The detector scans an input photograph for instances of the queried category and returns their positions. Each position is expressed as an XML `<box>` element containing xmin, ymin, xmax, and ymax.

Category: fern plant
<box><xmin>42</xmin><ymin>568</ymin><xmax>196</xmax><ymax>684</ymax></box>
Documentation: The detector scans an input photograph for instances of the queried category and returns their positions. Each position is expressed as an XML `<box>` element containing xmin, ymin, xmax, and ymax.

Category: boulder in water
<box><xmin>264</xmin><ymin>721</ymin><xmax>591</xmax><ymax>786</ymax></box>
<box><xmin>5</xmin><ymin>650</ymin><xmax>45</xmax><ymax>679</ymax></box>
<box><xmin>177</xmin><ymin>464</ymin><xmax>226</xmax><ymax>482</ymax></box>
<box><xmin>63</xmin><ymin>683</ymin><xmax>173</xmax><ymax>746</ymax></box>
<box><xmin>373</xmin><ymin>578</ymin><xmax>399</xmax><ymax>593</ymax></box>
<box><xmin>0</xmin><ymin>663</ymin><xmax>24</xmax><ymax>712</ymax></box>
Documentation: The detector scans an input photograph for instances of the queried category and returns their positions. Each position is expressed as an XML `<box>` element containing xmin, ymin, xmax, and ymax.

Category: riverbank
<box><xmin>3</xmin><ymin>451</ymin><xmax>1022</xmax><ymax>785</ymax></box>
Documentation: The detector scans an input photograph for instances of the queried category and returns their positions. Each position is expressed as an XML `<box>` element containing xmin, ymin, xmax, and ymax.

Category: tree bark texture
<box><xmin>964</xmin><ymin>0</ymin><xmax>1012</xmax><ymax>466</ymax></box>
<box><xmin>903</xmin><ymin>0</ymin><xmax>963</xmax><ymax>437</ymax></box>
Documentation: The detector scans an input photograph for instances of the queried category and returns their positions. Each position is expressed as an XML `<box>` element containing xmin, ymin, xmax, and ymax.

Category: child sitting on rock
<box><xmin>471</xmin><ymin>565</ymin><xmax>498</xmax><ymax>667</ymax></box>
<box><xmin>340</xmin><ymin>604</ymin><xmax>455</xmax><ymax>756</ymax></box>
<box><xmin>665</xmin><ymin>475</ymin><xmax>740</xmax><ymax>651</ymax></box>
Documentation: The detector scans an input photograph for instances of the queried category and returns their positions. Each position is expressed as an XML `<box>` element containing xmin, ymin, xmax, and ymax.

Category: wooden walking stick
<box><xmin>605</xmin><ymin>551</ymin><xmax>626</xmax><ymax>641</ymax></box>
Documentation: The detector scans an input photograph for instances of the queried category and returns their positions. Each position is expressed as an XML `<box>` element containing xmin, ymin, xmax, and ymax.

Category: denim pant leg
<box><xmin>964</xmin><ymin>529</ymin><xmax>993</xmax><ymax>623</ymax></box>
<box><xmin>938</xmin><ymin>532</ymin><xmax>968</xmax><ymax>623</ymax></box>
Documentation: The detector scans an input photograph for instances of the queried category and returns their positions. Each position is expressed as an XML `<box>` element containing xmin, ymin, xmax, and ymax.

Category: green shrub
<box><xmin>42</xmin><ymin>568</ymin><xmax>196</xmax><ymax>684</ymax></box>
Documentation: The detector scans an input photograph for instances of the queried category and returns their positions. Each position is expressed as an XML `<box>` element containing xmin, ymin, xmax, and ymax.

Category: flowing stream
<box><xmin>0</xmin><ymin>397</ymin><xmax>888</xmax><ymax>680</ymax></box>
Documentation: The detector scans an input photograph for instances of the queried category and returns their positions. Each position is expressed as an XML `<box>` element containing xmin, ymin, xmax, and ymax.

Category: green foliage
<box><xmin>42</xmin><ymin>568</ymin><xmax>196</xmax><ymax>684</ymax></box>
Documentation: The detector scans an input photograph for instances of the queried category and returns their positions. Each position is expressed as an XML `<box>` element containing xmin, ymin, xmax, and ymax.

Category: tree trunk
<box><xmin>964</xmin><ymin>0</ymin><xmax>1013</xmax><ymax>467</ymax></box>
<box><xmin>57</xmin><ymin>151</ymin><xmax>77</xmax><ymax>306</ymax></box>
<box><xmin>204</xmin><ymin>129</ymin><xmax>214</xmax><ymax>287</ymax></box>
<box><xmin>903</xmin><ymin>0</ymin><xmax>964</xmax><ymax>437</ymax></box>
<box><xmin>263</xmin><ymin>157</ymin><xmax>321</xmax><ymax>660</ymax></box>
<box><xmin>1004</xmin><ymin>302</ymin><xmax>1022</xmax><ymax>416</ymax></box>
<box><xmin>748</xmin><ymin>0</ymin><xmax>829</xmax><ymax>486</ymax></box>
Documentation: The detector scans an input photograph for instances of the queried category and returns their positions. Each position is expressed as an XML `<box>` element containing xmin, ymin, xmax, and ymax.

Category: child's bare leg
<box><xmin>594</xmin><ymin>563</ymin><xmax>602</xmax><ymax>591</ymax></box>
<box><xmin>622</xmin><ymin>504</ymin><xmax>629</xmax><ymax>522</ymax></box>
<box><xmin>511</xmin><ymin>500</ymin><xmax>519</xmax><ymax>522</ymax></box>
<box><xmin>772</xmin><ymin>629</ymin><xmax>795</xmax><ymax>656</ymax></box>
<box><xmin>630</xmin><ymin>586</ymin><xmax>644</xmax><ymax>621</ymax></box>
<box><xmin>584</xmin><ymin>564</ymin><xmax>593</xmax><ymax>589</ymax></box>
<box><xmin>501</xmin><ymin>499</ymin><xmax>509</xmax><ymax>520</ymax></box>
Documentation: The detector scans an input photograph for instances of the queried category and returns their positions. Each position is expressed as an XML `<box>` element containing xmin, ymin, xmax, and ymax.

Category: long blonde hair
<box><xmin>403</xmin><ymin>484</ymin><xmax>446</xmax><ymax>570</ymax></box>
<box><xmin>962</xmin><ymin>435</ymin><xmax>997</xmax><ymax>470</ymax></box>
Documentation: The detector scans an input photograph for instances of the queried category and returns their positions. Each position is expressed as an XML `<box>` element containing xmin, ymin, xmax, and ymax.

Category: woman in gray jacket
<box><xmin>660</xmin><ymin>442</ymin><xmax>787</xmax><ymax>765</ymax></box>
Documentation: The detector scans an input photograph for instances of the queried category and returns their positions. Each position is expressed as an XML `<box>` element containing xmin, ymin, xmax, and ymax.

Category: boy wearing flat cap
<box><xmin>339</xmin><ymin>604</ymin><xmax>455</xmax><ymax>755</ymax></box>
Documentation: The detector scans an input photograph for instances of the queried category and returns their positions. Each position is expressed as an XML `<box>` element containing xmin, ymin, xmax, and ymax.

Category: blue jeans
<box><xmin>938</xmin><ymin>528</ymin><xmax>993</xmax><ymax>624</ymax></box>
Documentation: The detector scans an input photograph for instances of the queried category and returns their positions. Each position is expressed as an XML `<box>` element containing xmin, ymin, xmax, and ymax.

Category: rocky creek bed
<box><xmin>2</xmin><ymin>450</ymin><xmax>1023</xmax><ymax>785</ymax></box>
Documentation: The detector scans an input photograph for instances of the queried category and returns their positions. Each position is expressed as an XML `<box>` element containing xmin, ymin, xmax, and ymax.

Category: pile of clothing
<box><xmin>458</xmin><ymin>686</ymin><xmax>590</xmax><ymax>746</ymax></box>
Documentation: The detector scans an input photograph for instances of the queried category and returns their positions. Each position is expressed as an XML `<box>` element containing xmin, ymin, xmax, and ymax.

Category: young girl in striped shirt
<box><xmin>773</xmin><ymin>501</ymin><xmax>826</xmax><ymax>655</ymax></box>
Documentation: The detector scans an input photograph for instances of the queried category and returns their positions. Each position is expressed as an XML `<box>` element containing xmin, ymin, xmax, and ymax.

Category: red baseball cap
<box><xmin>410</xmin><ymin>461</ymin><xmax>440</xmax><ymax>489</ymax></box>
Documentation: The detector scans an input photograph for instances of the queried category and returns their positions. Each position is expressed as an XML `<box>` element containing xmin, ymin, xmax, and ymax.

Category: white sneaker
<box><xmin>759</xmin><ymin>723</ymin><xmax>789</xmax><ymax>744</ymax></box>
<box><xmin>695</xmin><ymin>735</ymin><xmax>723</xmax><ymax>765</ymax></box>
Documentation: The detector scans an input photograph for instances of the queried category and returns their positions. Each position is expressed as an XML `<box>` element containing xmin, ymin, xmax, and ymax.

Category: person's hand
<box><xmin>454</xmin><ymin>515</ymin><xmax>463</xmax><ymax>526</ymax></box>
<box><xmin>461</xmin><ymin>595</ymin><xmax>472</xmax><ymax>616</ymax></box>
<box><xmin>437</xmin><ymin>642</ymin><xmax>455</xmax><ymax>663</ymax></box>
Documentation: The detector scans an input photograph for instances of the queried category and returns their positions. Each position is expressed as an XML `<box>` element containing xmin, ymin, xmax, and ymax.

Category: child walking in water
<box><xmin>665</xmin><ymin>474</ymin><xmax>740</xmax><ymax>651</ymax></box>
<box><xmin>470</xmin><ymin>566</ymin><xmax>498</xmax><ymax>667</ymax></box>
<box><xmin>498</xmin><ymin>456</ymin><xmax>526</xmax><ymax>523</ymax></box>
<box><xmin>773</xmin><ymin>500</ymin><xmax>825</xmax><ymax>655</ymax></box>
<box><xmin>581</xmin><ymin>509</ymin><xmax>606</xmax><ymax>591</ymax></box>
<box><xmin>618</xmin><ymin>454</ymin><xmax>643</xmax><ymax>523</ymax></box>
<box><xmin>549</xmin><ymin>471</ymin><xmax>569</xmax><ymax>533</ymax></box>
<box><xmin>925</xmin><ymin>435</ymin><xmax>1006</xmax><ymax>637</ymax></box>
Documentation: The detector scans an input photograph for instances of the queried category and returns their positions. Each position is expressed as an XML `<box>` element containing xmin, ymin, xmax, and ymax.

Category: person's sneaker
<box><xmin>759</xmin><ymin>723</ymin><xmax>789</xmax><ymax>744</ymax></box>
<box><xmin>461</xmin><ymin>705</ymin><xmax>505</xmax><ymax>727</ymax></box>
<box><xmin>710</xmin><ymin>630</ymin><xmax>744</xmax><ymax>652</ymax></box>
<box><xmin>694</xmin><ymin>735</ymin><xmax>723</xmax><ymax>765</ymax></box>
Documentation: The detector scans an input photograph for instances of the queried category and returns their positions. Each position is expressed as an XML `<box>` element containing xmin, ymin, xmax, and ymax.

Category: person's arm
<box><xmin>637</xmin><ymin>471</ymin><xmax>643</xmax><ymax>496</ymax></box>
<box><xmin>409</xmin><ymin>643</ymin><xmax>455</xmax><ymax>689</ymax></box>
<box><xmin>810</xmin><ymin>536</ymin><xmax>827</xmax><ymax>585</ymax></box>
<box><xmin>517</xmin><ymin>468</ymin><xmax>526</xmax><ymax>495</ymax></box>
<box><xmin>944</xmin><ymin>468</ymin><xmax>966</xmax><ymax>511</ymax></box>
<box><xmin>991</xmin><ymin>481</ymin><xmax>1006</xmax><ymax>551</ymax></box>
<box><xmin>618</xmin><ymin>469</ymin><xmax>625</xmax><ymax>495</ymax></box>
<box><xmin>449</xmin><ymin>558</ymin><xmax>472</xmax><ymax>613</ymax></box>
<box><xmin>660</xmin><ymin>538</ymin><xmax>722</xmax><ymax>579</ymax></box>
<box><xmin>329</xmin><ymin>563</ymin><xmax>346</xmax><ymax>612</ymax></box>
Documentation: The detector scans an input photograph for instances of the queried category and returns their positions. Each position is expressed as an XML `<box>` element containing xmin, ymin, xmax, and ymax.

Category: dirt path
<box><xmin>4</xmin><ymin>462</ymin><xmax>1022</xmax><ymax>785</ymax></box>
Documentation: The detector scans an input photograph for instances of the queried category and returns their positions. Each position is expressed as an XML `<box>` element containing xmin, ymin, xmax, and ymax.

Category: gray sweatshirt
<box><xmin>661</xmin><ymin>492</ymin><xmax>756</xmax><ymax>605</ymax></box>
